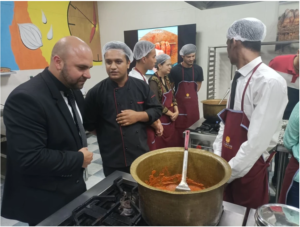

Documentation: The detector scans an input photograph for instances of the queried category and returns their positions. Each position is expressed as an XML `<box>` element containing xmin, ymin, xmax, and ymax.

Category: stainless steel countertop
<box><xmin>220</xmin><ymin>201</ymin><xmax>248</xmax><ymax>226</ymax></box>
<box><xmin>246</xmin><ymin>208</ymin><xmax>257</xmax><ymax>226</ymax></box>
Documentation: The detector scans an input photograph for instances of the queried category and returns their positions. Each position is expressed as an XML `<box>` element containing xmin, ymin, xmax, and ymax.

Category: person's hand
<box><xmin>166</xmin><ymin>110</ymin><xmax>174</xmax><ymax>118</ymax></box>
<box><xmin>151</xmin><ymin>120</ymin><xmax>163</xmax><ymax>137</ymax></box>
<box><xmin>155</xmin><ymin>121</ymin><xmax>164</xmax><ymax>137</ymax></box>
<box><xmin>116</xmin><ymin>110</ymin><xmax>139</xmax><ymax>126</ymax></box>
<box><xmin>89</xmin><ymin>130</ymin><xmax>97</xmax><ymax>135</ymax></box>
<box><xmin>171</xmin><ymin>111</ymin><xmax>179</xmax><ymax>121</ymax></box>
<box><xmin>79</xmin><ymin>147</ymin><xmax>93</xmax><ymax>168</ymax></box>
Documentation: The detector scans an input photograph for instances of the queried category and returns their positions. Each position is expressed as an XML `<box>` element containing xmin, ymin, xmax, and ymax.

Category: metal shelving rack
<box><xmin>206</xmin><ymin>40</ymin><xmax>299</xmax><ymax>99</ymax></box>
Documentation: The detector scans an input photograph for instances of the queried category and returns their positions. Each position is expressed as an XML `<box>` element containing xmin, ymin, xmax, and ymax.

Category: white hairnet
<box><xmin>133</xmin><ymin>41</ymin><xmax>155</xmax><ymax>60</ymax></box>
<box><xmin>227</xmin><ymin>18</ymin><xmax>266</xmax><ymax>42</ymax></box>
<box><xmin>179</xmin><ymin>44</ymin><xmax>197</xmax><ymax>56</ymax></box>
<box><xmin>155</xmin><ymin>54</ymin><xmax>170</xmax><ymax>68</ymax></box>
<box><xmin>102</xmin><ymin>41</ymin><xmax>134</xmax><ymax>62</ymax></box>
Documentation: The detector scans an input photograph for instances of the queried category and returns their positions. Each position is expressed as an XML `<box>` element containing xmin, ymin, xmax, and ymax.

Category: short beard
<box><xmin>184</xmin><ymin>59</ymin><xmax>193</xmax><ymax>66</ymax></box>
<box><xmin>60</xmin><ymin>65</ymin><xmax>82</xmax><ymax>90</ymax></box>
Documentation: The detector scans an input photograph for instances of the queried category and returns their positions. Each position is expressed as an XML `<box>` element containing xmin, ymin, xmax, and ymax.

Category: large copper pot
<box><xmin>201</xmin><ymin>99</ymin><xmax>227</xmax><ymax>122</ymax></box>
<box><xmin>130</xmin><ymin>148</ymin><xmax>231</xmax><ymax>226</ymax></box>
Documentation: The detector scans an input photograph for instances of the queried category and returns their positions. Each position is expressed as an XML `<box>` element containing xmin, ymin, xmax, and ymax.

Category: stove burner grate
<box><xmin>66</xmin><ymin>177</ymin><xmax>141</xmax><ymax>226</ymax></box>
<box><xmin>193</xmin><ymin>120</ymin><xmax>221</xmax><ymax>135</ymax></box>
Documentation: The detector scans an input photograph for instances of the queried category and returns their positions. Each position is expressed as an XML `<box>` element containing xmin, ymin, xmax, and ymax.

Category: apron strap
<box><xmin>180</xmin><ymin>64</ymin><xmax>195</xmax><ymax>81</ymax></box>
<box><xmin>192</xmin><ymin>65</ymin><xmax>194</xmax><ymax>81</ymax></box>
<box><xmin>134</xmin><ymin>67</ymin><xmax>147</xmax><ymax>82</ymax></box>
<box><xmin>155</xmin><ymin>73</ymin><xmax>171</xmax><ymax>103</ymax></box>
<box><xmin>181</xmin><ymin>64</ymin><xmax>195</xmax><ymax>81</ymax></box>
<box><xmin>159</xmin><ymin>75</ymin><xmax>165</xmax><ymax>103</ymax></box>
<box><xmin>161</xmin><ymin>82</ymin><xmax>164</xmax><ymax>103</ymax></box>
<box><xmin>241</xmin><ymin>62</ymin><xmax>262</xmax><ymax>112</ymax></box>
<box><xmin>266</xmin><ymin>151</ymin><xmax>276</xmax><ymax>163</ymax></box>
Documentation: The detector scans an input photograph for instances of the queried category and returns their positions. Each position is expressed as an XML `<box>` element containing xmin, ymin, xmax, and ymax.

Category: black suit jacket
<box><xmin>1</xmin><ymin>68</ymin><xmax>86</xmax><ymax>224</ymax></box>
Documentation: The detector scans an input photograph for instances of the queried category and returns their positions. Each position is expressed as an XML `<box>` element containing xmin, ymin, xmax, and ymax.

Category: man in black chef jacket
<box><xmin>84</xmin><ymin>41</ymin><xmax>162</xmax><ymax>176</ymax></box>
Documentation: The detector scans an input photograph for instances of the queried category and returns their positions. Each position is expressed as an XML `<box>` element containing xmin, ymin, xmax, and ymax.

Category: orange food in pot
<box><xmin>145</xmin><ymin>167</ymin><xmax>206</xmax><ymax>192</ymax></box>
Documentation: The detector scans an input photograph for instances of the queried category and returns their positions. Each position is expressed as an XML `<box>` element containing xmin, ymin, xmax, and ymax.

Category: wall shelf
<box><xmin>0</xmin><ymin>71</ymin><xmax>16</xmax><ymax>76</ymax></box>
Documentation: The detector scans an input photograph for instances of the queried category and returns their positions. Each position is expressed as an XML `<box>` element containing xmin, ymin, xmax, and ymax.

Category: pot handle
<box><xmin>184</xmin><ymin>130</ymin><xmax>190</xmax><ymax>150</ymax></box>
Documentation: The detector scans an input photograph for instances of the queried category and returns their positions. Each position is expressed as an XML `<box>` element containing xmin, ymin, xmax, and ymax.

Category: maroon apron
<box><xmin>173</xmin><ymin>65</ymin><xmax>200</xmax><ymax>147</ymax></box>
<box><xmin>278</xmin><ymin>156</ymin><xmax>299</xmax><ymax>204</ymax></box>
<box><xmin>219</xmin><ymin>62</ymin><xmax>276</xmax><ymax>209</ymax></box>
<box><xmin>155</xmin><ymin>79</ymin><xmax>175</xmax><ymax>149</ymax></box>
<box><xmin>175</xmin><ymin>65</ymin><xmax>200</xmax><ymax>129</ymax></box>
<box><xmin>146</xmin><ymin>127</ymin><xmax>156</xmax><ymax>151</ymax></box>
<box><xmin>134</xmin><ymin>68</ymin><xmax>157</xmax><ymax>151</ymax></box>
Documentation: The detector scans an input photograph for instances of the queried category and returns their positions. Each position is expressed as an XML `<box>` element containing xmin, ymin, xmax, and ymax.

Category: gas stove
<box><xmin>38</xmin><ymin>171</ymin><xmax>255</xmax><ymax>226</ymax></box>
<box><xmin>184</xmin><ymin>120</ymin><xmax>221</xmax><ymax>151</ymax></box>
<box><xmin>194</xmin><ymin>119</ymin><xmax>221</xmax><ymax>135</ymax></box>
<box><xmin>59</xmin><ymin>177</ymin><xmax>142</xmax><ymax>226</ymax></box>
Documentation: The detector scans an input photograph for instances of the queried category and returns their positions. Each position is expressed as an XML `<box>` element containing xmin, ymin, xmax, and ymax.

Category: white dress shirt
<box><xmin>213</xmin><ymin>57</ymin><xmax>288</xmax><ymax>183</ymax></box>
<box><xmin>60</xmin><ymin>92</ymin><xmax>83</xmax><ymax>124</ymax></box>
<box><xmin>129</xmin><ymin>68</ymin><xmax>148</xmax><ymax>84</ymax></box>
<box><xmin>60</xmin><ymin>91</ymin><xmax>88</xmax><ymax>181</ymax></box>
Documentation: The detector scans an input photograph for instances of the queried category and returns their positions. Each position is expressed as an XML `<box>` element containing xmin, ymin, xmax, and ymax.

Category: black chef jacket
<box><xmin>84</xmin><ymin>76</ymin><xmax>162</xmax><ymax>168</ymax></box>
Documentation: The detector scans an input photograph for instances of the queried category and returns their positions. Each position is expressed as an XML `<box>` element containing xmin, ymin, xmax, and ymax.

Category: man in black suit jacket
<box><xmin>1</xmin><ymin>36</ymin><xmax>94</xmax><ymax>225</ymax></box>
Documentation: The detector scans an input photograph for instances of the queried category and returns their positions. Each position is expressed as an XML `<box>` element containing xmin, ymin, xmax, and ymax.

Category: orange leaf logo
<box><xmin>226</xmin><ymin>136</ymin><xmax>230</xmax><ymax>143</ymax></box>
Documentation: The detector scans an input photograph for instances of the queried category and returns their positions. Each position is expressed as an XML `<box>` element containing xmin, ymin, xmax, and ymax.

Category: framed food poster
<box><xmin>138</xmin><ymin>26</ymin><xmax>178</xmax><ymax>74</ymax></box>
<box><xmin>125</xmin><ymin>24</ymin><xmax>196</xmax><ymax>75</ymax></box>
<box><xmin>277</xmin><ymin>9</ymin><xmax>299</xmax><ymax>41</ymax></box>
<box><xmin>275</xmin><ymin>2</ymin><xmax>299</xmax><ymax>51</ymax></box>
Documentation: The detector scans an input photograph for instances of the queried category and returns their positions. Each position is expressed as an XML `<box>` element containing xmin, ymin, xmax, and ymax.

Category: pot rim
<box><xmin>201</xmin><ymin>99</ymin><xmax>227</xmax><ymax>106</ymax></box>
<box><xmin>130</xmin><ymin>147</ymin><xmax>232</xmax><ymax>195</ymax></box>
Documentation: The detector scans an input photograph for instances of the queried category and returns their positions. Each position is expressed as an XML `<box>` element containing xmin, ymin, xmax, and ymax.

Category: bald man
<box><xmin>1</xmin><ymin>36</ymin><xmax>94</xmax><ymax>225</ymax></box>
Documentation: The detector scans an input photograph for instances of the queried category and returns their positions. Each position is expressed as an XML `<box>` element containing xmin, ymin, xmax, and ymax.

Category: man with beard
<box><xmin>1</xmin><ymin>36</ymin><xmax>94</xmax><ymax>225</ymax></box>
<box><xmin>168</xmin><ymin>44</ymin><xmax>204</xmax><ymax>146</ymax></box>
<box><xmin>84</xmin><ymin>41</ymin><xmax>162</xmax><ymax>177</ymax></box>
